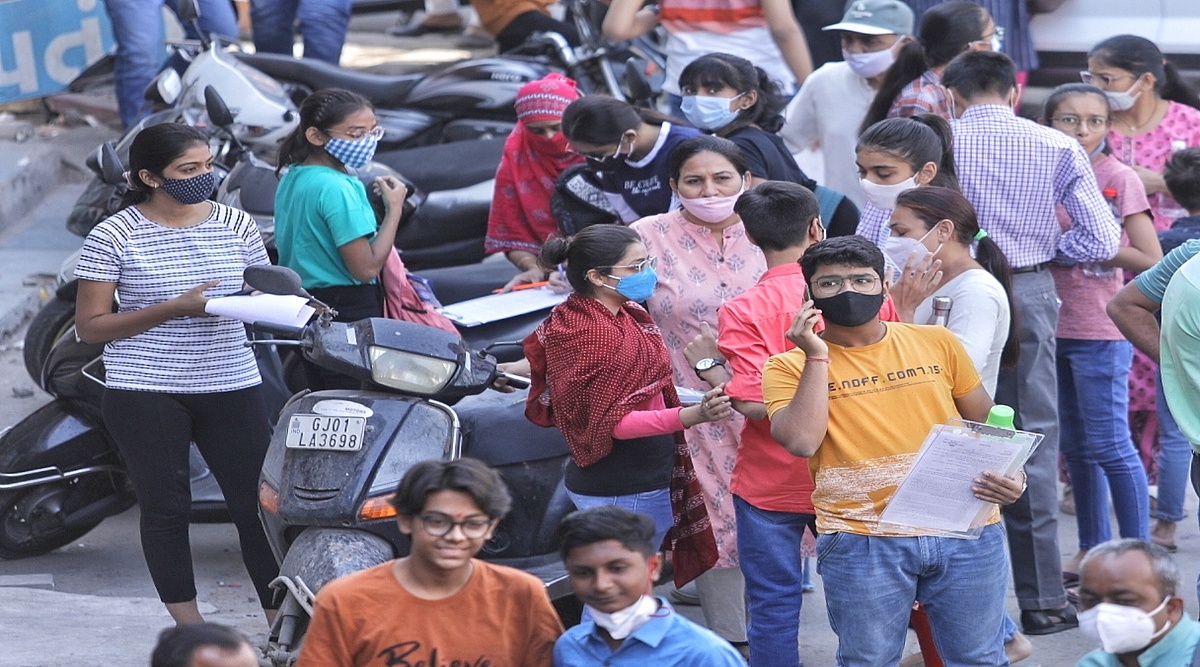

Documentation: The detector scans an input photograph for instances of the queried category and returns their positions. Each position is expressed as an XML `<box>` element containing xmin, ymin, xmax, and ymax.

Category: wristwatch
<box><xmin>693</xmin><ymin>357</ymin><xmax>726</xmax><ymax>377</ymax></box>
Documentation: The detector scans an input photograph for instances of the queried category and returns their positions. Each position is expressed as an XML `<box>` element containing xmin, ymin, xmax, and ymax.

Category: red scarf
<box><xmin>524</xmin><ymin>294</ymin><xmax>718</xmax><ymax>585</ymax></box>
<box><xmin>484</xmin><ymin>126</ymin><xmax>583</xmax><ymax>254</ymax></box>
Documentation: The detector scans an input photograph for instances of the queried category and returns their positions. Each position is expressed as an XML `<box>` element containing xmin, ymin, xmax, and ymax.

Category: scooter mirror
<box><xmin>204</xmin><ymin>85</ymin><xmax>235</xmax><ymax>130</ymax></box>
<box><xmin>245</xmin><ymin>265</ymin><xmax>307</xmax><ymax>297</ymax></box>
<box><xmin>98</xmin><ymin>142</ymin><xmax>126</xmax><ymax>187</ymax></box>
<box><xmin>176</xmin><ymin>0</ymin><xmax>199</xmax><ymax>23</ymax></box>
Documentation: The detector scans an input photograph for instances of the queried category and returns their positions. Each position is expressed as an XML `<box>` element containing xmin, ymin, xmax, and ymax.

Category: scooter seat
<box><xmin>457</xmin><ymin>390</ymin><xmax>572</xmax><ymax>466</ymax></box>
<box><xmin>374</xmin><ymin>138</ymin><xmax>506</xmax><ymax>193</ymax></box>
<box><xmin>233</xmin><ymin>52</ymin><xmax>426</xmax><ymax>108</ymax></box>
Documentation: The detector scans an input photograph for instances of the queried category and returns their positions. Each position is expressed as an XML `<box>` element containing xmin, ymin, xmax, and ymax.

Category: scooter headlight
<box><xmin>368</xmin><ymin>346</ymin><xmax>457</xmax><ymax>393</ymax></box>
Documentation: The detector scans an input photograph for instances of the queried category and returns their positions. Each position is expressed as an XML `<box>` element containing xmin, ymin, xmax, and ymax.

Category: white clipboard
<box><xmin>877</xmin><ymin>418</ymin><xmax>1043</xmax><ymax>538</ymax></box>
<box><xmin>437</xmin><ymin>287</ymin><xmax>567</xmax><ymax>327</ymax></box>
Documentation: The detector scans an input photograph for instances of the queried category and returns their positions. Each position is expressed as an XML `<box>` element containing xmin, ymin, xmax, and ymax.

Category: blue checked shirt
<box><xmin>953</xmin><ymin>105</ymin><xmax>1120</xmax><ymax>268</ymax></box>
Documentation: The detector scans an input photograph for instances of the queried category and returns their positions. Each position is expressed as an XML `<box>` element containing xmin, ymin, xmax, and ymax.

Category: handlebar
<box><xmin>497</xmin><ymin>372</ymin><xmax>531</xmax><ymax>390</ymax></box>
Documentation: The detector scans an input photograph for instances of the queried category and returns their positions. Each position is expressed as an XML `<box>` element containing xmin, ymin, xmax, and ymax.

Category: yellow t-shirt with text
<box><xmin>763</xmin><ymin>323</ymin><xmax>985</xmax><ymax>536</ymax></box>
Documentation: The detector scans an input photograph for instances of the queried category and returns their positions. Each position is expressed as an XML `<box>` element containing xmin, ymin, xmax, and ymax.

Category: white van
<box><xmin>1029</xmin><ymin>0</ymin><xmax>1200</xmax><ymax>80</ymax></box>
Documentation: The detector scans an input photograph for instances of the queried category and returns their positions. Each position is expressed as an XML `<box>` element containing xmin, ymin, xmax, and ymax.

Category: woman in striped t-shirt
<box><xmin>75</xmin><ymin>123</ymin><xmax>279</xmax><ymax>627</ymax></box>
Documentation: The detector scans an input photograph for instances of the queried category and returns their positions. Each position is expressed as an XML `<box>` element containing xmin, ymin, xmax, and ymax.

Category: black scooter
<box><xmin>241</xmin><ymin>266</ymin><xmax>575</xmax><ymax>666</ymax></box>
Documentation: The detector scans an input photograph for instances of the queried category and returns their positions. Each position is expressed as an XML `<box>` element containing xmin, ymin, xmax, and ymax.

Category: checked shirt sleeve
<box><xmin>1055</xmin><ymin>143</ymin><xmax>1121</xmax><ymax>263</ymax></box>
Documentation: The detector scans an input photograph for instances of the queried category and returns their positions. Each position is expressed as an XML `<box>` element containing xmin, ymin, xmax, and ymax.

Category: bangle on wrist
<box><xmin>805</xmin><ymin>357</ymin><xmax>830</xmax><ymax>363</ymax></box>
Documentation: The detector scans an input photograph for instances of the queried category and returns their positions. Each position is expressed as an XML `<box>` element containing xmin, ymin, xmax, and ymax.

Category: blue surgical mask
<box><xmin>324</xmin><ymin>134</ymin><xmax>379</xmax><ymax>169</ymax></box>
<box><xmin>604</xmin><ymin>264</ymin><xmax>658</xmax><ymax>302</ymax></box>
<box><xmin>680</xmin><ymin>93</ymin><xmax>744</xmax><ymax>131</ymax></box>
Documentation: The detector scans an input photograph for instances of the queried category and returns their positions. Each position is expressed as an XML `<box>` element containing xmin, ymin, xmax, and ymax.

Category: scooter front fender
<box><xmin>276</xmin><ymin>528</ymin><xmax>395</xmax><ymax>597</ymax></box>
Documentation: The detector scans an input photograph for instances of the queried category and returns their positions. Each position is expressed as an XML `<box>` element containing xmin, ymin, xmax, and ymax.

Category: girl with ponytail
<box><xmin>861</xmin><ymin>0</ymin><xmax>996</xmax><ymax>131</ymax></box>
<box><xmin>853</xmin><ymin>114</ymin><xmax>958</xmax><ymax>246</ymax></box>
<box><xmin>888</xmin><ymin>186</ymin><xmax>1017</xmax><ymax>385</ymax></box>
<box><xmin>1087</xmin><ymin>34</ymin><xmax>1200</xmax><ymax>229</ymax></box>
<box><xmin>677</xmin><ymin>52</ymin><xmax>860</xmax><ymax>235</ymax></box>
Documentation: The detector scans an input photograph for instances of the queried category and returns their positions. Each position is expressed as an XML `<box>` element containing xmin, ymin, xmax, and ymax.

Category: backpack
<box><xmin>552</xmin><ymin>163</ymin><xmax>620</xmax><ymax>236</ymax></box>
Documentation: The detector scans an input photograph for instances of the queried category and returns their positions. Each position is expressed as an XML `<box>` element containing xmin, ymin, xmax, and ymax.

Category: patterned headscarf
<box><xmin>514</xmin><ymin>73</ymin><xmax>580</xmax><ymax>123</ymax></box>
<box><xmin>485</xmin><ymin>75</ymin><xmax>585</xmax><ymax>256</ymax></box>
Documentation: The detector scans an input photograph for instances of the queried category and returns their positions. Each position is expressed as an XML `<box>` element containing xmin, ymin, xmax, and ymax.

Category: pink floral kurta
<box><xmin>631</xmin><ymin>209</ymin><xmax>766</xmax><ymax>567</ymax></box>
<box><xmin>1108</xmin><ymin>102</ymin><xmax>1200</xmax><ymax>475</ymax></box>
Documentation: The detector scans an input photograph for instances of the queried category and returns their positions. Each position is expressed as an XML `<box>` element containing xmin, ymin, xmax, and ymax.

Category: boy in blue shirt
<box><xmin>553</xmin><ymin>506</ymin><xmax>745</xmax><ymax>666</ymax></box>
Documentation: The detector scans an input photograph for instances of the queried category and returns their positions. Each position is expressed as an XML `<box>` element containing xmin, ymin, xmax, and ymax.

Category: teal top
<box><xmin>1075</xmin><ymin>613</ymin><xmax>1200</xmax><ymax>667</ymax></box>
<box><xmin>1134</xmin><ymin>239</ymin><xmax>1200</xmax><ymax>305</ymax></box>
<box><xmin>274</xmin><ymin>164</ymin><xmax>378</xmax><ymax>289</ymax></box>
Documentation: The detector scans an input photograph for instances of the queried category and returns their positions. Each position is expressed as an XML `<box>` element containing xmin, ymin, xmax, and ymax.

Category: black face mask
<box><xmin>812</xmin><ymin>291</ymin><xmax>885</xmax><ymax>328</ymax></box>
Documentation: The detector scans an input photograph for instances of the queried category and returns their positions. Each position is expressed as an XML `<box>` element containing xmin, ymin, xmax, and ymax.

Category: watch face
<box><xmin>696</xmin><ymin>358</ymin><xmax>718</xmax><ymax>371</ymax></box>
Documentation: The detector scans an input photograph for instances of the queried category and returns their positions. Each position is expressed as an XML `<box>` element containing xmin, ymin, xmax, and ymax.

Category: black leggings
<box><xmin>496</xmin><ymin>10</ymin><xmax>580</xmax><ymax>54</ymax></box>
<box><xmin>102</xmin><ymin>386</ymin><xmax>279</xmax><ymax>608</ymax></box>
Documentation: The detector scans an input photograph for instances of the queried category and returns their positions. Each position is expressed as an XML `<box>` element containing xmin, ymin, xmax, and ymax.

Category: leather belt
<box><xmin>1012</xmin><ymin>262</ymin><xmax>1050</xmax><ymax>274</ymax></box>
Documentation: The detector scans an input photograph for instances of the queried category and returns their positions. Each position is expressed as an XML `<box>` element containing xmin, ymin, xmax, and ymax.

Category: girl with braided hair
<box><xmin>274</xmin><ymin>88</ymin><xmax>425</xmax><ymax>387</ymax></box>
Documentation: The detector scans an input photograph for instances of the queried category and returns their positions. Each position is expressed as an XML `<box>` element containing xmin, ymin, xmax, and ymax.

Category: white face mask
<box><xmin>1079</xmin><ymin>597</ymin><xmax>1173</xmax><ymax>654</ymax></box>
<box><xmin>860</xmin><ymin>175</ymin><xmax>919</xmax><ymax>210</ymax></box>
<box><xmin>883</xmin><ymin>226</ymin><xmax>940</xmax><ymax>281</ymax></box>
<box><xmin>843</xmin><ymin>47</ymin><xmax>897</xmax><ymax>79</ymax></box>
<box><xmin>586</xmin><ymin>595</ymin><xmax>659</xmax><ymax>639</ymax></box>
<box><xmin>1104</xmin><ymin>78</ymin><xmax>1143</xmax><ymax>112</ymax></box>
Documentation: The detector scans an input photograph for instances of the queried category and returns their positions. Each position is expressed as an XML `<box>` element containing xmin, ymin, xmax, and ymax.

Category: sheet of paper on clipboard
<box><xmin>437</xmin><ymin>287</ymin><xmax>567</xmax><ymax>327</ymax></box>
<box><xmin>878</xmin><ymin>419</ymin><xmax>1043</xmax><ymax>538</ymax></box>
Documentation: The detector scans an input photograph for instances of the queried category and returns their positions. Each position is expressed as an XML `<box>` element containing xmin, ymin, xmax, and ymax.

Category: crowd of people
<box><xmin>75</xmin><ymin>0</ymin><xmax>1200</xmax><ymax>666</ymax></box>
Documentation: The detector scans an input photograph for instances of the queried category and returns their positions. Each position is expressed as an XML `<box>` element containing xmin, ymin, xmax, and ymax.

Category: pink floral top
<box><xmin>630</xmin><ymin>208</ymin><xmax>765</xmax><ymax>567</ymax></box>
<box><xmin>1107</xmin><ymin>102</ymin><xmax>1200</xmax><ymax>231</ymax></box>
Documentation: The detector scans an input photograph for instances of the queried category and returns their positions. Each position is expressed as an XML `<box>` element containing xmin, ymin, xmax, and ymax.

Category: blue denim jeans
<box><xmin>733</xmin><ymin>495</ymin><xmax>816</xmax><ymax>667</ymax></box>
<box><xmin>1155</xmin><ymin>370</ymin><xmax>1192</xmax><ymax>522</ymax></box>
<box><xmin>104</xmin><ymin>0</ymin><xmax>238</xmax><ymax>128</ymax></box>
<box><xmin>1057</xmin><ymin>338</ymin><xmax>1150</xmax><ymax>548</ymax></box>
<box><xmin>817</xmin><ymin>524</ymin><xmax>1010</xmax><ymax>666</ymax></box>
<box><xmin>567</xmin><ymin>488</ymin><xmax>673</xmax><ymax>551</ymax></box>
<box><xmin>250</xmin><ymin>0</ymin><xmax>352</xmax><ymax>64</ymax></box>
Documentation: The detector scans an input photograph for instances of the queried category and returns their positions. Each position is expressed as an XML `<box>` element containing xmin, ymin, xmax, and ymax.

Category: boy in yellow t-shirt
<box><xmin>762</xmin><ymin>236</ymin><xmax>1024</xmax><ymax>666</ymax></box>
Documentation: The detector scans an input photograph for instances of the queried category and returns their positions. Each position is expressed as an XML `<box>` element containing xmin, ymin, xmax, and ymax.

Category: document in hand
<box><xmin>204</xmin><ymin>294</ymin><xmax>316</xmax><ymax>328</ymax></box>
<box><xmin>878</xmin><ymin>420</ymin><xmax>1043</xmax><ymax>538</ymax></box>
<box><xmin>438</xmin><ymin>287</ymin><xmax>568</xmax><ymax>327</ymax></box>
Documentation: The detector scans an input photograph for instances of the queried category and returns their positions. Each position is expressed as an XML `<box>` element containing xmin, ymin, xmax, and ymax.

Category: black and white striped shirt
<box><xmin>75</xmin><ymin>203</ymin><xmax>270</xmax><ymax>393</ymax></box>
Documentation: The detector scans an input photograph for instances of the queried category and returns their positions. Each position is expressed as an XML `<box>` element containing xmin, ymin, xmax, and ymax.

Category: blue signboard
<box><xmin>0</xmin><ymin>0</ymin><xmax>116</xmax><ymax>103</ymax></box>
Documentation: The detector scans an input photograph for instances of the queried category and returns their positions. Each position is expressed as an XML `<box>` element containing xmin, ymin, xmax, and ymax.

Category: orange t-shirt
<box><xmin>296</xmin><ymin>560</ymin><xmax>563</xmax><ymax>667</ymax></box>
<box><xmin>473</xmin><ymin>0</ymin><xmax>555</xmax><ymax>36</ymax></box>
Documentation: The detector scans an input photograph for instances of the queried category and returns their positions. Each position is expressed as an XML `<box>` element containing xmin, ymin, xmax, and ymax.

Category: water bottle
<box><xmin>932</xmin><ymin>296</ymin><xmax>952</xmax><ymax>327</ymax></box>
<box><xmin>985</xmin><ymin>404</ymin><xmax>1015</xmax><ymax>429</ymax></box>
<box><xmin>1082</xmin><ymin>189</ymin><xmax>1119</xmax><ymax>278</ymax></box>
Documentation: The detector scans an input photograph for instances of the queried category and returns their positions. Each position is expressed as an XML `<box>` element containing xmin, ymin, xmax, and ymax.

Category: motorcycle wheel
<box><xmin>0</xmin><ymin>474</ymin><xmax>123</xmax><ymax>559</ymax></box>
<box><xmin>22</xmin><ymin>297</ymin><xmax>77</xmax><ymax>386</ymax></box>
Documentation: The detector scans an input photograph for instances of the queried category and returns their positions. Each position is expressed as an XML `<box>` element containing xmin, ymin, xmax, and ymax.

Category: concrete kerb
<box><xmin>0</xmin><ymin>124</ymin><xmax>116</xmax><ymax>341</ymax></box>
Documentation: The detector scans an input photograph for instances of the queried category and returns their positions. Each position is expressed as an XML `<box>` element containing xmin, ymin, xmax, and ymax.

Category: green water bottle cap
<box><xmin>986</xmin><ymin>405</ymin><xmax>1015</xmax><ymax>429</ymax></box>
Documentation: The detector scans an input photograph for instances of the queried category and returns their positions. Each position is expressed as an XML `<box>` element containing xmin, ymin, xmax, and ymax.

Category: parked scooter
<box><xmin>240</xmin><ymin>265</ymin><xmax>575</xmax><ymax>665</ymax></box>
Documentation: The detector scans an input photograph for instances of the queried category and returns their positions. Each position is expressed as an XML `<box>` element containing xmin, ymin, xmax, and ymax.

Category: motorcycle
<box><xmin>233</xmin><ymin>0</ymin><xmax>665</xmax><ymax>150</ymax></box>
<box><xmin>240</xmin><ymin>265</ymin><xmax>575</xmax><ymax>665</ymax></box>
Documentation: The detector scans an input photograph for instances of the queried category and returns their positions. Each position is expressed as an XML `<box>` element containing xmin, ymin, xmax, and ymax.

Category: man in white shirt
<box><xmin>781</xmin><ymin>0</ymin><xmax>913</xmax><ymax>208</ymax></box>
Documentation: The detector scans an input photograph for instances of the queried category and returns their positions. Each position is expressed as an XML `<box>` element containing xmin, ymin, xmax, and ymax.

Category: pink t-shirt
<box><xmin>1108</xmin><ymin>102</ymin><xmax>1200</xmax><ymax>230</ymax></box>
<box><xmin>1052</xmin><ymin>154</ymin><xmax>1151</xmax><ymax>340</ymax></box>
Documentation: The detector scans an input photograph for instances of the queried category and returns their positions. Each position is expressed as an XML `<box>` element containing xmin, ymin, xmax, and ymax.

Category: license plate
<box><xmin>285</xmin><ymin>415</ymin><xmax>366</xmax><ymax>451</ymax></box>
